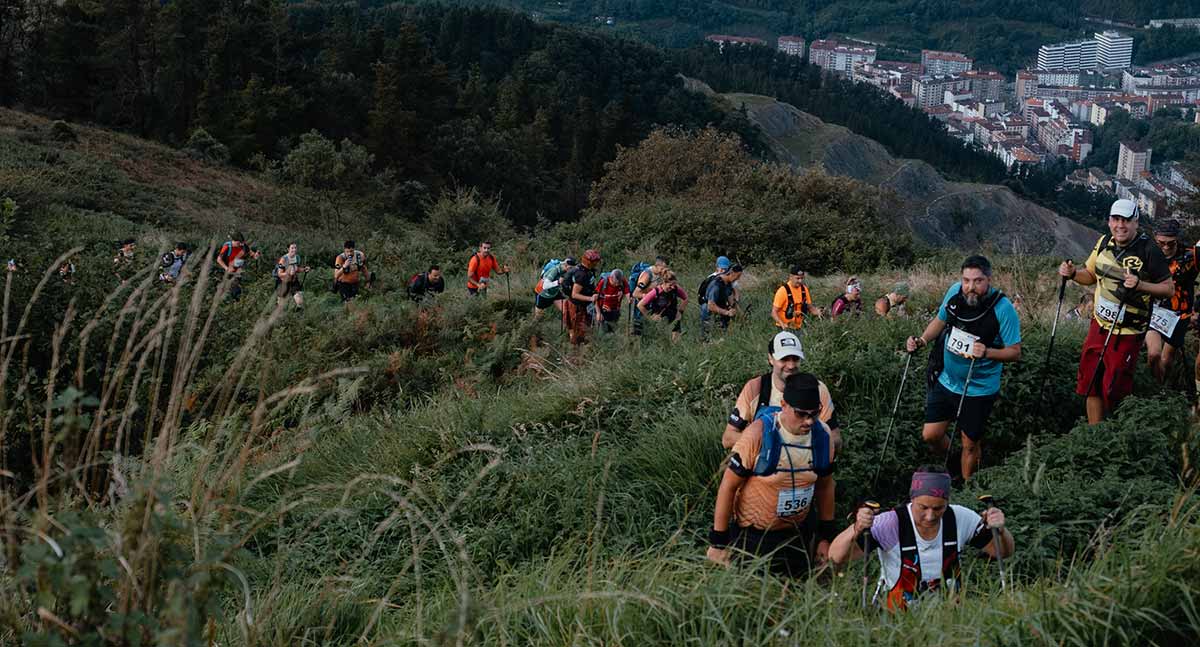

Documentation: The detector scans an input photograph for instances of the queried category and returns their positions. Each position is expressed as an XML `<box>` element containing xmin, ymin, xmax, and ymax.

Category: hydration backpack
<box><xmin>629</xmin><ymin>261</ymin><xmax>653</xmax><ymax>294</ymax></box>
<box><xmin>748</xmin><ymin>407</ymin><xmax>833</xmax><ymax>478</ymax></box>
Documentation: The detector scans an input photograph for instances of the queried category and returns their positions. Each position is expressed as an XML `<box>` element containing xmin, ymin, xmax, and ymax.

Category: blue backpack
<box><xmin>541</xmin><ymin>259</ymin><xmax>564</xmax><ymax>278</ymax></box>
<box><xmin>749</xmin><ymin>407</ymin><xmax>833</xmax><ymax>478</ymax></box>
<box><xmin>628</xmin><ymin>261</ymin><xmax>652</xmax><ymax>293</ymax></box>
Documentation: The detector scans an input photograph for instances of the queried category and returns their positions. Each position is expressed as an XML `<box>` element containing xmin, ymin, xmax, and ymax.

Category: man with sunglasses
<box><xmin>1144</xmin><ymin>219</ymin><xmax>1198</xmax><ymax>387</ymax></box>
<box><xmin>706</xmin><ymin>373</ymin><xmax>837</xmax><ymax>577</ymax></box>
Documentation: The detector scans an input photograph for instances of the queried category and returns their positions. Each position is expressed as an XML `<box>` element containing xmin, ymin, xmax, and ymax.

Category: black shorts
<box><xmin>599</xmin><ymin>308</ymin><xmax>621</xmax><ymax>323</ymax></box>
<box><xmin>924</xmin><ymin>381</ymin><xmax>997</xmax><ymax>441</ymax></box>
<box><xmin>276</xmin><ymin>279</ymin><xmax>301</xmax><ymax>297</ymax></box>
<box><xmin>1149</xmin><ymin>318</ymin><xmax>1189</xmax><ymax>349</ymax></box>
<box><xmin>534</xmin><ymin>293</ymin><xmax>563</xmax><ymax>310</ymax></box>
<box><xmin>732</xmin><ymin>525</ymin><xmax>815</xmax><ymax>578</ymax></box>
<box><xmin>335</xmin><ymin>281</ymin><xmax>359</xmax><ymax>301</ymax></box>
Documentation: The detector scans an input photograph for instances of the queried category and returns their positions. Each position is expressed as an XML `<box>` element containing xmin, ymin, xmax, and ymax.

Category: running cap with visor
<box><xmin>1109</xmin><ymin>199</ymin><xmax>1139</xmax><ymax>220</ymax></box>
<box><xmin>716</xmin><ymin>256</ymin><xmax>732</xmax><ymax>270</ymax></box>
<box><xmin>769</xmin><ymin>331</ymin><xmax>806</xmax><ymax>361</ymax></box>
<box><xmin>782</xmin><ymin>373</ymin><xmax>821</xmax><ymax>410</ymax></box>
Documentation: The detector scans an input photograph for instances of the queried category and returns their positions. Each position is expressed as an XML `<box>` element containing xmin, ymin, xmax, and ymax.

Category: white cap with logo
<box><xmin>1109</xmin><ymin>198</ymin><xmax>1139</xmax><ymax>220</ymax></box>
<box><xmin>771</xmin><ymin>331</ymin><xmax>805</xmax><ymax>361</ymax></box>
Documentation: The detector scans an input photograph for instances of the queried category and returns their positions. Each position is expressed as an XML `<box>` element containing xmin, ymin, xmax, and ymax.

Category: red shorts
<box><xmin>564</xmin><ymin>300</ymin><xmax>591</xmax><ymax>345</ymax></box>
<box><xmin>1075</xmin><ymin>319</ymin><xmax>1143</xmax><ymax>410</ymax></box>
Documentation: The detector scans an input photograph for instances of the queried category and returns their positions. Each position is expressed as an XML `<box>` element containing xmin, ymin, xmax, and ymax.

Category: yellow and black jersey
<box><xmin>1085</xmin><ymin>234</ymin><xmax>1171</xmax><ymax>335</ymax></box>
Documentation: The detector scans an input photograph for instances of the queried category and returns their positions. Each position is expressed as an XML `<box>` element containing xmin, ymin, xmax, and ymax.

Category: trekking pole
<box><xmin>977</xmin><ymin>494</ymin><xmax>1006</xmax><ymax>592</ymax></box>
<box><xmin>871</xmin><ymin>351</ymin><xmax>913</xmax><ymax>490</ymax></box>
<box><xmin>860</xmin><ymin>500</ymin><xmax>881</xmax><ymax>609</ymax></box>
<box><xmin>1036</xmin><ymin>265</ymin><xmax>1070</xmax><ymax>407</ymax></box>
<box><xmin>1086</xmin><ymin>301</ymin><xmax>1128</xmax><ymax>401</ymax></box>
<box><xmin>946</xmin><ymin>357</ymin><xmax>978</xmax><ymax>469</ymax></box>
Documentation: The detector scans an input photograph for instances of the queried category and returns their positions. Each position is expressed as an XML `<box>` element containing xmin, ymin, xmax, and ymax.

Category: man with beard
<box><xmin>723</xmin><ymin>331</ymin><xmax>841</xmax><ymax>451</ymax></box>
<box><xmin>906</xmin><ymin>256</ymin><xmax>1021</xmax><ymax>480</ymax></box>
<box><xmin>1059</xmin><ymin>199</ymin><xmax>1173</xmax><ymax>423</ymax></box>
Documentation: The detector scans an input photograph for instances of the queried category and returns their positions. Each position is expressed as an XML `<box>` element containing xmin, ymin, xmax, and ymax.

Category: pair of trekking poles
<box><xmin>857</xmin><ymin>271</ymin><xmax>1081</xmax><ymax>607</ymax></box>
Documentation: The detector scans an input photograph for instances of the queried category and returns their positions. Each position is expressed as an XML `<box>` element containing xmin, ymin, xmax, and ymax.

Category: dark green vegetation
<box><xmin>0</xmin><ymin>1</ymin><xmax>762</xmax><ymax>225</ymax></box>
<box><xmin>1088</xmin><ymin>107</ymin><xmax>1200</xmax><ymax>173</ymax></box>
<box><xmin>2</xmin><ymin>101</ymin><xmax>1200</xmax><ymax>643</ymax></box>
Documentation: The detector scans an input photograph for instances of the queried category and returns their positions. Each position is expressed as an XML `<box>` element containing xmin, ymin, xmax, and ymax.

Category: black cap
<box><xmin>564</xmin><ymin>257</ymin><xmax>577</xmax><ymax>266</ymax></box>
<box><xmin>790</xmin><ymin>264</ymin><xmax>805</xmax><ymax>276</ymax></box>
<box><xmin>782</xmin><ymin>373</ymin><xmax>820</xmax><ymax>410</ymax></box>
<box><xmin>1155</xmin><ymin>219</ymin><xmax>1182</xmax><ymax>237</ymax></box>
<box><xmin>232</xmin><ymin>232</ymin><xmax>246</xmax><ymax>242</ymax></box>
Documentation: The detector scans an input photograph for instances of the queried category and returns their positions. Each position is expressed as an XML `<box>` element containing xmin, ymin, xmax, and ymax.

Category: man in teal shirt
<box><xmin>906</xmin><ymin>256</ymin><xmax>1022</xmax><ymax>480</ymax></box>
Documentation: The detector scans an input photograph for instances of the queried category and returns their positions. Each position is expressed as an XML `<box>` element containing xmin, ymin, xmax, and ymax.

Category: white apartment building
<box><xmin>1037</xmin><ymin>39</ymin><xmax>1098</xmax><ymax>70</ymax></box>
<box><xmin>1095</xmin><ymin>31</ymin><xmax>1133</xmax><ymax>69</ymax></box>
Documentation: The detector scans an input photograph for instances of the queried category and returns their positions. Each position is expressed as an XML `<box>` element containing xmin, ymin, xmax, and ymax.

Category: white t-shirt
<box><xmin>870</xmin><ymin>503</ymin><xmax>983</xmax><ymax>590</ymax></box>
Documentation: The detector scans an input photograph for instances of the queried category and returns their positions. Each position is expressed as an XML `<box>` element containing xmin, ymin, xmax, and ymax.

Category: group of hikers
<box><xmin>518</xmin><ymin>250</ymin><xmax>919</xmax><ymax>346</ymax></box>
<box><xmin>701</xmin><ymin>197</ymin><xmax>1198</xmax><ymax>610</ymax></box>
<box><xmin>13</xmin><ymin>196</ymin><xmax>1197</xmax><ymax>609</ymax></box>
<box><xmin>41</xmin><ymin>234</ymin><xmax>380</xmax><ymax>308</ymax></box>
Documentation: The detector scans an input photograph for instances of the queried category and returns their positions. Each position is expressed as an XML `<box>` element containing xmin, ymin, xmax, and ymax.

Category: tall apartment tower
<box><xmin>1116</xmin><ymin>140</ymin><xmax>1151</xmax><ymax>181</ymax></box>
<box><xmin>1095</xmin><ymin>31</ymin><xmax>1133</xmax><ymax>69</ymax></box>
<box><xmin>1037</xmin><ymin>39</ymin><xmax>1098</xmax><ymax>70</ymax></box>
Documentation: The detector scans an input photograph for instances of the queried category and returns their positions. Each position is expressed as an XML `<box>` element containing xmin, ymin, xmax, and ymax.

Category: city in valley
<box><xmin>707</xmin><ymin>21</ymin><xmax>1200</xmax><ymax>223</ymax></box>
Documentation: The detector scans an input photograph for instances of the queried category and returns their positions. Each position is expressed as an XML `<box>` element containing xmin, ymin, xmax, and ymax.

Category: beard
<box><xmin>964</xmin><ymin>292</ymin><xmax>981</xmax><ymax>307</ymax></box>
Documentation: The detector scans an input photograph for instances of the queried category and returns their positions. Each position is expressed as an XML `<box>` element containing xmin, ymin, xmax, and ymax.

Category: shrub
<box><xmin>424</xmin><ymin>187</ymin><xmax>515</xmax><ymax>252</ymax></box>
<box><xmin>184</xmin><ymin>127</ymin><xmax>231</xmax><ymax>164</ymax></box>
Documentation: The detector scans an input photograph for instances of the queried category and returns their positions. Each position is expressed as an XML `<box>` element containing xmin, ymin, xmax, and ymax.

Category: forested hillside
<box><xmin>0</xmin><ymin>1</ymin><xmax>762</xmax><ymax>224</ymax></box>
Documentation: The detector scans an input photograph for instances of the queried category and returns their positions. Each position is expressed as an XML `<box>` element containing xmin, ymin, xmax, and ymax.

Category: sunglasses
<box><xmin>790</xmin><ymin>408</ymin><xmax>819</xmax><ymax>419</ymax></box>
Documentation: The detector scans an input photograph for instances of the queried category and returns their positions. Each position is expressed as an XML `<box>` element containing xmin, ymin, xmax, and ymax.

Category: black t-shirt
<box><xmin>409</xmin><ymin>273</ymin><xmax>445</xmax><ymax>300</ymax></box>
<box><xmin>566</xmin><ymin>266</ymin><xmax>596</xmax><ymax>305</ymax></box>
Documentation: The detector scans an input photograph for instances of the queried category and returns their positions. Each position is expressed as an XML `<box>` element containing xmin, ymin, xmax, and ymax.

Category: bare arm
<box><xmin>979</xmin><ymin>508</ymin><xmax>1015</xmax><ymax>559</ymax></box>
<box><xmin>906</xmin><ymin>317</ymin><xmax>947</xmax><ymax>352</ymax></box>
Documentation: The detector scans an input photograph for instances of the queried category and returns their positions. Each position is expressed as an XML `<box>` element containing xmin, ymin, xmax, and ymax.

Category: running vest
<box><xmin>927</xmin><ymin>289</ymin><xmax>1006</xmax><ymax>388</ymax></box>
<box><xmin>780</xmin><ymin>283</ymin><xmax>810</xmax><ymax>319</ymax></box>
<box><xmin>748</xmin><ymin>407</ymin><xmax>832</xmax><ymax>478</ymax></box>
<box><xmin>886</xmin><ymin>504</ymin><xmax>960</xmax><ymax>612</ymax></box>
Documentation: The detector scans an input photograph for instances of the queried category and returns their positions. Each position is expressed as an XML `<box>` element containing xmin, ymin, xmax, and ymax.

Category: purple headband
<box><xmin>910</xmin><ymin>471</ymin><xmax>952</xmax><ymax>500</ymax></box>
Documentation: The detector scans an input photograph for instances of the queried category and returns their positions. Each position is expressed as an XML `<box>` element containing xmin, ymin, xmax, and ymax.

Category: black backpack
<box><xmin>926</xmin><ymin>289</ymin><xmax>1006</xmax><ymax>389</ymax></box>
<box><xmin>698</xmin><ymin>273</ymin><xmax>720</xmax><ymax>305</ymax></box>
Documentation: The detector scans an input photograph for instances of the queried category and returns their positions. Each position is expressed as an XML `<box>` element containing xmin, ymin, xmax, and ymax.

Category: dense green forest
<box><xmin>0</xmin><ymin>0</ymin><xmax>1024</xmax><ymax>228</ymax></box>
<box><xmin>0</xmin><ymin>0</ymin><xmax>764</xmax><ymax>225</ymax></box>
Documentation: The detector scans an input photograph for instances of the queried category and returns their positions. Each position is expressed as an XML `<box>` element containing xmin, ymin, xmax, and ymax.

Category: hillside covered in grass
<box><xmin>1</xmin><ymin>96</ymin><xmax>1200</xmax><ymax>645</ymax></box>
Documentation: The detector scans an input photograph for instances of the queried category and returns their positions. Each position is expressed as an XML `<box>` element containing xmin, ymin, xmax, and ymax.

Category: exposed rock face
<box><xmin>730</xmin><ymin>92</ymin><xmax>1098</xmax><ymax>258</ymax></box>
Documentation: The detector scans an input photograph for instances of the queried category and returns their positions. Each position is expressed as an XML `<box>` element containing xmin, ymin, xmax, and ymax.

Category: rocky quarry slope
<box><xmin>720</xmin><ymin>90</ymin><xmax>1099</xmax><ymax>258</ymax></box>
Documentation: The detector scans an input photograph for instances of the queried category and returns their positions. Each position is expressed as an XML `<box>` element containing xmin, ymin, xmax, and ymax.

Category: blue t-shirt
<box><xmin>701</xmin><ymin>274</ymin><xmax>732</xmax><ymax>319</ymax></box>
<box><xmin>936</xmin><ymin>283</ymin><xmax>1021</xmax><ymax>396</ymax></box>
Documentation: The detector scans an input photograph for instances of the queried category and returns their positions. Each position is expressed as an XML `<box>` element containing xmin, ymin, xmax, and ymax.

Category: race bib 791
<box><xmin>946</xmin><ymin>326</ymin><xmax>979</xmax><ymax>358</ymax></box>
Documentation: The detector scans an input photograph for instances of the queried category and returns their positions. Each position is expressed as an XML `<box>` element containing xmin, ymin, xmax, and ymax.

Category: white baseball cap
<box><xmin>1109</xmin><ymin>199</ymin><xmax>1139</xmax><ymax>220</ymax></box>
<box><xmin>770</xmin><ymin>331</ymin><xmax>805</xmax><ymax>361</ymax></box>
